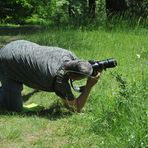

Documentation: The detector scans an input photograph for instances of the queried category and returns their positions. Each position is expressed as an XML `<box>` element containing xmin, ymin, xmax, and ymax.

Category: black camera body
<box><xmin>89</xmin><ymin>58</ymin><xmax>117</xmax><ymax>76</ymax></box>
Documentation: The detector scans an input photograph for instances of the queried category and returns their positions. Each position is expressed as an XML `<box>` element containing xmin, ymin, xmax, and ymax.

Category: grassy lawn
<box><xmin>0</xmin><ymin>26</ymin><xmax>147</xmax><ymax>148</ymax></box>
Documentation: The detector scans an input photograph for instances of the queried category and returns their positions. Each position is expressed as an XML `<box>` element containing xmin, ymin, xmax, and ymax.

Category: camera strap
<box><xmin>56</xmin><ymin>64</ymin><xmax>87</xmax><ymax>93</ymax></box>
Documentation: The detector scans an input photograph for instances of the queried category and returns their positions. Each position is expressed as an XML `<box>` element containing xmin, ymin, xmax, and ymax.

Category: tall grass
<box><xmin>106</xmin><ymin>11</ymin><xmax>148</xmax><ymax>30</ymax></box>
<box><xmin>0</xmin><ymin>25</ymin><xmax>147</xmax><ymax>147</ymax></box>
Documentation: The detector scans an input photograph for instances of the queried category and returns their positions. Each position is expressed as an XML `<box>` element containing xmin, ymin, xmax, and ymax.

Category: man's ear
<box><xmin>64</xmin><ymin>60</ymin><xmax>76</xmax><ymax>70</ymax></box>
<box><xmin>67</xmin><ymin>72</ymin><xmax>74</xmax><ymax>79</ymax></box>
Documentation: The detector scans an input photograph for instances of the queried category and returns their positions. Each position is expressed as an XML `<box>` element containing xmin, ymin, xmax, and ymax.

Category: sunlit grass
<box><xmin>0</xmin><ymin>26</ymin><xmax>147</xmax><ymax>147</ymax></box>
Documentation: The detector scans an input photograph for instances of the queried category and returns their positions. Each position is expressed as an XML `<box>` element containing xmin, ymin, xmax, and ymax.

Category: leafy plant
<box><xmin>92</xmin><ymin>72</ymin><xmax>147</xmax><ymax>147</ymax></box>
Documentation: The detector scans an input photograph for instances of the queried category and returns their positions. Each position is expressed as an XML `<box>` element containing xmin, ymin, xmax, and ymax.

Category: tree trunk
<box><xmin>68</xmin><ymin>0</ymin><xmax>72</xmax><ymax>17</ymax></box>
<box><xmin>89</xmin><ymin>0</ymin><xmax>96</xmax><ymax>18</ymax></box>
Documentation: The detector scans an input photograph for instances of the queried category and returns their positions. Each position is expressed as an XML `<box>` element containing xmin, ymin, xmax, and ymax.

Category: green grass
<box><xmin>0</xmin><ymin>26</ymin><xmax>147</xmax><ymax>148</ymax></box>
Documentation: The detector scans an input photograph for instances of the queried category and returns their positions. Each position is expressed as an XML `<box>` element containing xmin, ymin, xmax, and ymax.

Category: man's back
<box><xmin>0</xmin><ymin>40</ymin><xmax>77</xmax><ymax>91</ymax></box>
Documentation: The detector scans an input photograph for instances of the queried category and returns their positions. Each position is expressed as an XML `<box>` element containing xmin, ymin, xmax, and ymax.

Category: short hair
<box><xmin>64</xmin><ymin>60</ymin><xmax>93</xmax><ymax>76</ymax></box>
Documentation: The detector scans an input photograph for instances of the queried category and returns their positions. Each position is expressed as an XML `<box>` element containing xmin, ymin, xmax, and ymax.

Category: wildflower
<box><xmin>136</xmin><ymin>54</ymin><xmax>141</xmax><ymax>58</ymax></box>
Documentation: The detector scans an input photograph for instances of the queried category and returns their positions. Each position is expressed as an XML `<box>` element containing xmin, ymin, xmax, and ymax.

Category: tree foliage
<box><xmin>0</xmin><ymin>0</ymin><xmax>33</xmax><ymax>24</ymax></box>
<box><xmin>0</xmin><ymin>0</ymin><xmax>147</xmax><ymax>25</ymax></box>
<box><xmin>126</xmin><ymin>0</ymin><xmax>148</xmax><ymax>17</ymax></box>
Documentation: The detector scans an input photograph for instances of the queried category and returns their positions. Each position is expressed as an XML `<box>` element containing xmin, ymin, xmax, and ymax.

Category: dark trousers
<box><xmin>0</xmin><ymin>79</ymin><xmax>23</xmax><ymax>112</ymax></box>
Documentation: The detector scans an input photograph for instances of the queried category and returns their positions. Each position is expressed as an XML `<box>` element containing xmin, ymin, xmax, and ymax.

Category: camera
<box><xmin>70</xmin><ymin>58</ymin><xmax>117</xmax><ymax>93</ymax></box>
<box><xmin>89</xmin><ymin>58</ymin><xmax>117</xmax><ymax>76</ymax></box>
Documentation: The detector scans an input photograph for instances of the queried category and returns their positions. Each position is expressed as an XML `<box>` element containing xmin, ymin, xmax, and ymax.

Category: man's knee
<box><xmin>3</xmin><ymin>90</ymin><xmax>23</xmax><ymax>112</ymax></box>
<box><xmin>0</xmin><ymin>87</ymin><xmax>5</xmax><ymax>108</ymax></box>
<box><xmin>6</xmin><ymin>102</ymin><xmax>23</xmax><ymax>112</ymax></box>
<box><xmin>2</xmin><ymin>80</ymin><xmax>23</xmax><ymax>112</ymax></box>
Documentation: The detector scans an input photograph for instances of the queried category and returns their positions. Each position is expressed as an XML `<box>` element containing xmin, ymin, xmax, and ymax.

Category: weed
<box><xmin>92</xmin><ymin>72</ymin><xmax>147</xmax><ymax>147</ymax></box>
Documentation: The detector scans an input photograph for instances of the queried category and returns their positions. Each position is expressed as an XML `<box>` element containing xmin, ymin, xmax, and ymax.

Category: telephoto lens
<box><xmin>89</xmin><ymin>58</ymin><xmax>117</xmax><ymax>76</ymax></box>
<box><xmin>99</xmin><ymin>58</ymin><xmax>117</xmax><ymax>69</ymax></box>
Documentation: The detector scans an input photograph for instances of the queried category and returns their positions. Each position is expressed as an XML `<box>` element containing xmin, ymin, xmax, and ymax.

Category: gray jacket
<box><xmin>0</xmin><ymin>40</ymin><xmax>77</xmax><ymax>100</ymax></box>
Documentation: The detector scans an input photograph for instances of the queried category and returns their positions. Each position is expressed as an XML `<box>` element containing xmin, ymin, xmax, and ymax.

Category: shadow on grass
<box><xmin>0</xmin><ymin>25</ymin><xmax>42</xmax><ymax>36</ymax></box>
<box><xmin>22</xmin><ymin>90</ymin><xmax>73</xmax><ymax>120</ymax></box>
<box><xmin>0</xmin><ymin>89</ymin><xmax>73</xmax><ymax>120</ymax></box>
<box><xmin>0</xmin><ymin>100</ymin><xmax>73</xmax><ymax>120</ymax></box>
<box><xmin>23</xmin><ymin>89</ymin><xmax>40</xmax><ymax>102</ymax></box>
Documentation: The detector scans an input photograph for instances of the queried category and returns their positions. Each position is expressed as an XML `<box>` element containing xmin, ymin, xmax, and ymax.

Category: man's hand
<box><xmin>86</xmin><ymin>71</ymin><xmax>102</xmax><ymax>87</ymax></box>
<box><xmin>63</xmin><ymin>71</ymin><xmax>102</xmax><ymax>112</ymax></box>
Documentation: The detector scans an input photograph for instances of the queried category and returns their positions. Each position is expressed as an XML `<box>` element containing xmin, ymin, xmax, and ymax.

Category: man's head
<box><xmin>64</xmin><ymin>60</ymin><xmax>93</xmax><ymax>80</ymax></box>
